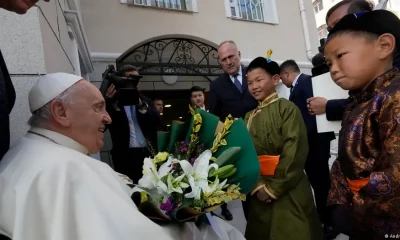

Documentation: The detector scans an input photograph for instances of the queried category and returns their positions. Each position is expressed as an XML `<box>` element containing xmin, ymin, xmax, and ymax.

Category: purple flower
<box><xmin>190</xmin><ymin>158</ymin><xmax>195</xmax><ymax>164</ymax></box>
<box><xmin>160</xmin><ymin>197</ymin><xmax>178</xmax><ymax>215</ymax></box>
<box><xmin>181</xmin><ymin>147</ymin><xmax>188</xmax><ymax>152</ymax></box>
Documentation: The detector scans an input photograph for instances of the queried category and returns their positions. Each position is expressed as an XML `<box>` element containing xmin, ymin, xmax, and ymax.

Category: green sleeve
<box><xmin>263</xmin><ymin>103</ymin><xmax>309</xmax><ymax>199</ymax></box>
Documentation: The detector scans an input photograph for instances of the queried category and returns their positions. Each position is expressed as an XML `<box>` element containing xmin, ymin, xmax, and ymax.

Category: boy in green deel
<box><xmin>325</xmin><ymin>10</ymin><xmax>400</xmax><ymax>238</ymax></box>
<box><xmin>244</xmin><ymin>57</ymin><xmax>323</xmax><ymax>240</ymax></box>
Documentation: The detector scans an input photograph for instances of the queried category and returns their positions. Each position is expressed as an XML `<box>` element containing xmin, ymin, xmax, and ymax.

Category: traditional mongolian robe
<box><xmin>0</xmin><ymin>127</ymin><xmax>174</xmax><ymax>240</ymax></box>
<box><xmin>328</xmin><ymin>68</ymin><xmax>400</xmax><ymax>237</ymax></box>
<box><xmin>244</xmin><ymin>93</ymin><xmax>323</xmax><ymax>240</ymax></box>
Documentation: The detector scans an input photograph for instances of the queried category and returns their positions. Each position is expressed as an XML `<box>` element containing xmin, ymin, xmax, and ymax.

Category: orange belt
<box><xmin>258</xmin><ymin>155</ymin><xmax>280</xmax><ymax>176</ymax></box>
<box><xmin>346</xmin><ymin>177</ymin><xmax>370</xmax><ymax>195</ymax></box>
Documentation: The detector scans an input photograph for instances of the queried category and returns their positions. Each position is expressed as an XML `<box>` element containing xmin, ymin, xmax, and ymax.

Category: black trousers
<box><xmin>305</xmin><ymin>138</ymin><xmax>332</xmax><ymax>225</ymax></box>
<box><xmin>112</xmin><ymin>147</ymin><xmax>149</xmax><ymax>184</ymax></box>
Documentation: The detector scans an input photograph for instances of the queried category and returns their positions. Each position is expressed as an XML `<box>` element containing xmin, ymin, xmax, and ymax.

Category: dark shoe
<box><xmin>221</xmin><ymin>208</ymin><xmax>233</xmax><ymax>221</ymax></box>
<box><xmin>324</xmin><ymin>225</ymin><xmax>340</xmax><ymax>240</ymax></box>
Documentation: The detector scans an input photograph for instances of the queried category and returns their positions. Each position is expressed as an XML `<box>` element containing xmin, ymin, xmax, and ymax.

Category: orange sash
<box><xmin>258</xmin><ymin>155</ymin><xmax>280</xmax><ymax>176</ymax></box>
<box><xmin>346</xmin><ymin>177</ymin><xmax>370</xmax><ymax>195</ymax></box>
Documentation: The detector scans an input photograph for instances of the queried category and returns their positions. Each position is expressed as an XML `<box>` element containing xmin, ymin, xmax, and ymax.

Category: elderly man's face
<box><xmin>64</xmin><ymin>81</ymin><xmax>111</xmax><ymax>153</ymax></box>
<box><xmin>327</xmin><ymin>4</ymin><xmax>349</xmax><ymax>31</ymax></box>
<box><xmin>0</xmin><ymin>0</ymin><xmax>49</xmax><ymax>14</ymax></box>
<box><xmin>218</xmin><ymin>43</ymin><xmax>242</xmax><ymax>76</ymax></box>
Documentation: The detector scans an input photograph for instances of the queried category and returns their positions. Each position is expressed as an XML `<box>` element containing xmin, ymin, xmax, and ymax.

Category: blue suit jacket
<box><xmin>209</xmin><ymin>67</ymin><xmax>257</xmax><ymax>121</ymax></box>
<box><xmin>289</xmin><ymin>74</ymin><xmax>335</xmax><ymax>144</ymax></box>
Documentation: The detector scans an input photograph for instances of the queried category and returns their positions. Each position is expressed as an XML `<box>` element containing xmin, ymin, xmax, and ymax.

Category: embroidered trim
<box><xmin>247</xmin><ymin>92</ymin><xmax>279</xmax><ymax>130</ymax></box>
<box><xmin>263</xmin><ymin>184</ymin><xmax>278</xmax><ymax>200</ymax></box>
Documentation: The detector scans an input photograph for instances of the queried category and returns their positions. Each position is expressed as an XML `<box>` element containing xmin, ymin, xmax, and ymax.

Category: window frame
<box><xmin>313</xmin><ymin>0</ymin><xmax>324</xmax><ymax>14</ymax></box>
<box><xmin>225</xmin><ymin>0</ymin><xmax>279</xmax><ymax>24</ymax></box>
<box><xmin>121</xmin><ymin>0</ymin><xmax>198</xmax><ymax>12</ymax></box>
<box><xmin>317</xmin><ymin>24</ymin><xmax>328</xmax><ymax>40</ymax></box>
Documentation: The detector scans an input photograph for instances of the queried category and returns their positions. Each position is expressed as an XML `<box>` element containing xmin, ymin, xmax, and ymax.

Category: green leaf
<box><xmin>208</xmin><ymin>167</ymin><xmax>216</xmax><ymax>177</ymax></box>
<box><xmin>160</xmin><ymin>175</ymin><xmax>168</xmax><ymax>184</ymax></box>
<box><xmin>216</xmin><ymin>147</ymin><xmax>241</xmax><ymax>167</ymax></box>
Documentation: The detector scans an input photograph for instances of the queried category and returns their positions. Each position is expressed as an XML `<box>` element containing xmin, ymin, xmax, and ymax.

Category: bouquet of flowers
<box><xmin>132</xmin><ymin>107</ymin><xmax>260</xmax><ymax>222</ymax></box>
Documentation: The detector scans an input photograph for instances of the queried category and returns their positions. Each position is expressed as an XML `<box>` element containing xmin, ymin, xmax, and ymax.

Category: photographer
<box><xmin>104</xmin><ymin>65</ymin><xmax>162</xmax><ymax>184</ymax></box>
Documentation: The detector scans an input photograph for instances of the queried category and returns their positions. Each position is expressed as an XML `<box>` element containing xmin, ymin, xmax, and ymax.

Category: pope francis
<box><xmin>0</xmin><ymin>73</ymin><xmax>174</xmax><ymax>240</ymax></box>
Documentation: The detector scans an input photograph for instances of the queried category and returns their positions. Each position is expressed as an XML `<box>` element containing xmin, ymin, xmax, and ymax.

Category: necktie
<box><xmin>130</xmin><ymin>105</ymin><xmax>145</xmax><ymax>146</ymax></box>
<box><xmin>233</xmin><ymin>74</ymin><xmax>242</xmax><ymax>93</ymax></box>
<box><xmin>290</xmin><ymin>86</ymin><xmax>294</xmax><ymax>94</ymax></box>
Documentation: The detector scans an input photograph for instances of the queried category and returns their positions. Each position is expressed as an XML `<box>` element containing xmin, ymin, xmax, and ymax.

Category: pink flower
<box><xmin>160</xmin><ymin>197</ymin><xmax>178</xmax><ymax>215</ymax></box>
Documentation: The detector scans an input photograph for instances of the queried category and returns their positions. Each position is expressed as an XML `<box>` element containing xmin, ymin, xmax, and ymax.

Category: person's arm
<box><xmin>253</xmin><ymin>104</ymin><xmax>309</xmax><ymax>200</ymax></box>
<box><xmin>0</xmin><ymin>50</ymin><xmax>15</xmax><ymax>113</ymax></box>
<box><xmin>15</xmin><ymin>161</ymin><xmax>172</xmax><ymax>240</ymax></box>
<box><xmin>297</xmin><ymin>77</ymin><xmax>317</xmax><ymax>135</ymax></box>
<box><xmin>325</xmin><ymin>98</ymin><xmax>351</xmax><ymax>121</ymax></box>
<box><xmin>327</xmin><ymin>160</ymin><xmax>352</xmax><ymax>206</ymax></box>
<box><xmin>209</xmin><ymin>80</ymin><xmax>221</xmax><ymax>117</ymax></box>
<box><xmin>355</xmin><ymin>94</ymin><xmax>400</xmax><ymax>219</ymax></box>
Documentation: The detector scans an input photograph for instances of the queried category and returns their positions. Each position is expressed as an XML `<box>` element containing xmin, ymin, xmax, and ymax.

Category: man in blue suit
<box><xmin>280</xmin><ymin>60</ymin><xmax>336</xmax><ymax>238</ymax></box>
<box><xmin>209</xmin><ymin>40</ymin><xmax>258</xmax><ymax>221</ymax></box>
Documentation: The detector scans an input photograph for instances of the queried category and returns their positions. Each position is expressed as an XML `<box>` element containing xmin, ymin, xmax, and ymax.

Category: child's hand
<box><xmin>257</xmin><ymin>188</ymin><xmax>272</xmax><ymax>203</ymax></box>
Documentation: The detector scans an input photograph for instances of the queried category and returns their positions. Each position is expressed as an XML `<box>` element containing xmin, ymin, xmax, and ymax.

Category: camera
<box><xmin>311</xmin><ymin>38</ymin><xmax>330</xmax><ymax>77</ymax></box>
<box><xmin>99</xmin><ymin>65</ymin><xmax>143</xmax><ymax>106</ymax></box>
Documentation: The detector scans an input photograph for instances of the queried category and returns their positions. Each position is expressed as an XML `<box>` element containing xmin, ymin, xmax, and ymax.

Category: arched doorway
<box><xmin>116</xmin><ymin>35</ymin><xmax>222</xmax><ymax>126</ymax></box>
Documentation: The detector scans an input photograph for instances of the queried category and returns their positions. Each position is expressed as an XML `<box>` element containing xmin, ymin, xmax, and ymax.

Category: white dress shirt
<box><xmin>292</xmin><ymin>73</ymin><xmax>302</xmax><ymax>88</ymax></box>
<box><xmin>124</xmin><ymin>105</ymin><xmax>146</xmax><ymax>148</ymax></box>
<box><xmin>229</xmin><ymin>66</ymin><xmax>243</xmax><ymax>85</ymax></box>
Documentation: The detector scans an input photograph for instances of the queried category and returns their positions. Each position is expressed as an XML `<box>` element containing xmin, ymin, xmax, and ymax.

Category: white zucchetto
<box><xmin>29</xmin><ymin>73</ymin><xmax>83</xmax><ymax>113</ymax></box>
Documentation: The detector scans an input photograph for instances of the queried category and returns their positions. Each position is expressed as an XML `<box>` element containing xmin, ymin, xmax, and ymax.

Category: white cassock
<box><xmin>0</xmin><ymin>127</ymin><xmax>174</xmax><ymax>240</ymax></box>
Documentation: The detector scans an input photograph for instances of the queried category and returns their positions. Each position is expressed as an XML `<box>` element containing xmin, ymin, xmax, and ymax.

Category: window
<box><xmin>313</xmin><ymin>0</ymin><xmax>324</xmax><ymax>13</ymax></box>
<box><xmin>122</xmin><ymin>0</ymin><xmax>198</xmax><ymax>12</ymax></box>
<box><xmin>318</xmin><ymin>24</ymin><xmax>328</xmax><ymax>39</ymax></box>
<box><xmin>226</xmin><ymin>0</ymin><xmax>278</xmax><ymax>24</ymax></box>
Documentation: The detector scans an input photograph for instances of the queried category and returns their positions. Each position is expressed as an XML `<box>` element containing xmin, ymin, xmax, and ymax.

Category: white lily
<box><xmin>179</xmin><ymin>150</ymin><xmax>219</xmax><ymax>199</ymax></box>
<box><xmin>204</xmin><ymin>177</ymin><xmax>228</xmax><ymax>195</ymax></box>
<box><xmin>166</xmin><ymin>174</ymin><xmax>189</xmax><ymax>194</ymax></box>
<box><xmin>138</xmin><ymin>157</ymin><xmax>173</xmax><ymax>195</ymax></box>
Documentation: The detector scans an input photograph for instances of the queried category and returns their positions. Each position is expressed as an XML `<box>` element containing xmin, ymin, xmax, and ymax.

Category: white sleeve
<box><xmin>14</xmin><ymin>161</ymin><xmax>173</xmax><ymax>240</ymax></box>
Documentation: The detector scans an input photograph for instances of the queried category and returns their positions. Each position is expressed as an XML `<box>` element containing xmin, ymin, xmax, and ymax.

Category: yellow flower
<box><xmin>193</xmin><ymin>114</ymin><xmax>202</xmax><ymax>124</ymax></box>
<box><xmin>153</xmin><ymin>152</ymin><xmax>169</xmax><ymax>164</ymax></box>
<box><xmin>140</xmin><ymin>191</ymin><xmax>148</xmax><ymax>203</ymax></box>
<box><xmin>194</xmin><ymin>124</ymin><xmax>201</xmax><ymax>133</ymax></box>
<box><xmin>189</xmin><ymin>104</ymin><xmax>196</xmax><ymax>116</ymax></box>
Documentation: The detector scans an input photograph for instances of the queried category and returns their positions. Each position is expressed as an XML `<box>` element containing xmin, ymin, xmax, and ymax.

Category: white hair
<box><xmin>28</xmin><ymin>80</ymin><xmax>87</xmax><ymax>127</ymax></box>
